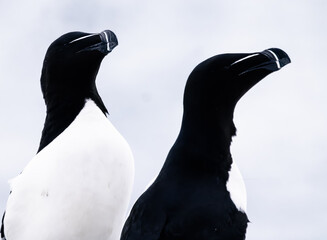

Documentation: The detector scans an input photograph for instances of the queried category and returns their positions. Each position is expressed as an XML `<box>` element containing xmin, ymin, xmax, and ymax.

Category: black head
<box><xmin>37</xmin><ymin>30</ymin><xmax>117</xmax><ymax>153</ymax></box>
<box><xmin>184</xmin><ymin>48</ymin><xmax>291</xmax><ymax>120</ymax></box>
<box><xmin>170</xmin><ymin>49</ymin><xmax>290</xmax><ymax>178</ymax></box>
<box><xmin>40</xmin><ymin>30</ymin><xmax>118</xmax><ymax>114</ymax></box>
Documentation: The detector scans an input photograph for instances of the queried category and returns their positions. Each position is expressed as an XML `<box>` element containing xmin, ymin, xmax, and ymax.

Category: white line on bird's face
<box><xmin>68</xmin><ymin>34</ymin><xmax>97</xmax><ymax>44</ymax></box>
<box><xmin>230</xmin><ymin>53</ymin><xmax>260</xmax><ymax>66</ymax></box>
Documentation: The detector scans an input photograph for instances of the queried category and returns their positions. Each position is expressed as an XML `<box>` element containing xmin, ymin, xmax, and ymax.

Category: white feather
<box><xmin>226</xmin><ymin>162</ymin><xmax>247</xmax><ymax>213</ymax></box>
<box><xmin>4</xmin><ymin>99</ymin><xmax>134</xmax><ymax>240</ymax></box>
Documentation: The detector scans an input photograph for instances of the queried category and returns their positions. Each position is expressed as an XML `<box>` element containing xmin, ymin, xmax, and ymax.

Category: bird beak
<box><xmin>225</xmin><ymin>48</ymin><xmax>290</xmax><ymax>102</ymax></box>
<box><xmin>98</xmin><ymin>30</ymin><xmax>119</xmax><ymax>53</ymax></box>
<box><xmin>69</xmin><ymin>30</ymin><xmax>118</xmax><ymax>55</ymax></box>
<box><xmin>229</xmin><ymin>48</ymin><xmax>291</xmax><ymax>76</ymax></box>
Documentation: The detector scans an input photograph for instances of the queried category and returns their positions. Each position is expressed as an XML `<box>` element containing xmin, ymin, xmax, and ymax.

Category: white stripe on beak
<box><xmin>267</xmin><ymin>50</ymin><xmax>281</xmax><ymax>69</ymax></box>
<box><xmin>103</xmin><ymin>31</ymin><xmax>110</xmax><ymax>51</ymax></box>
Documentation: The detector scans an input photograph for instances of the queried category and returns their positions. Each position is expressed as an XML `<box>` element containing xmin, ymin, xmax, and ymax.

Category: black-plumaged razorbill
<box><xmin>1</xmin><ymin>30</ymin><xmax>134</xmax><ymax>240</ymax></box>
<box><xmin>121</xmin><ymin>48</ymin><xmax>290</xmax><ymax>240</ymax></box>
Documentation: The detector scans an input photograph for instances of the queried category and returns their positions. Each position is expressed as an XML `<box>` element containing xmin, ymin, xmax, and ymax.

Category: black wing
<box><xmin>121</xmin><ymin>193</ymin><xmax>167</xmax><ymax>240</ymax></box>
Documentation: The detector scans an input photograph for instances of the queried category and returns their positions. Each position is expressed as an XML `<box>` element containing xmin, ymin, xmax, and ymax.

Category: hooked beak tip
<box><xmin>262</xmin><ymin>48</ymin><xmax>291</xmax><ymax>69</ymax></box>
<box><xmin>100</xmin><ymin>30</ymin><xmax>118</xmax><ymax>53</ymax></box>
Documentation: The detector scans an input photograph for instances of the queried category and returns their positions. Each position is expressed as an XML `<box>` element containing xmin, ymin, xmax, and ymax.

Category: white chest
<box><xmin>226</xmin><ymin>162</ymin><xmax>247</xmax><ymax>213</ymax></box>
<box><xmin>5</xmin><ymin>100</ymin><xmax>134</xmax><ymax>240</ymax></box>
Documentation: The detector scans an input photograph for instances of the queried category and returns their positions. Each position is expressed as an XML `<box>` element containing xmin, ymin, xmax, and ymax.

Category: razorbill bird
<box><xmin>1</xmin><ymin>30</ymin><xmax>134</xmax><ymax>240</ymax></box>
<box><xmin>121</xmin><ymin>48</ymin><xmax>290</xmax><ymax>240</ymax></box>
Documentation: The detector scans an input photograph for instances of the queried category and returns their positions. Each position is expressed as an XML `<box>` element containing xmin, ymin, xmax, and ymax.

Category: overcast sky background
<box><xmin>0</xmin><ymin>0</ymin><xmax>326</xmax><ymax>239</ymax></box>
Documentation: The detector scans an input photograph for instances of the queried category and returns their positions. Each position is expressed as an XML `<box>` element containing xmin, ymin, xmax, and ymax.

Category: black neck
<box><xmin>161</xmin><ymin>109</ymin><xmax>235</xmax><ymax>181</ymax></box>
<box><xmin>37</xmin><ymin>91</ymin><xmax>107</xmax><ymax>153</ymax></box>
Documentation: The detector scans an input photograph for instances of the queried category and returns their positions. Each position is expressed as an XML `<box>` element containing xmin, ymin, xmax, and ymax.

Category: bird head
<box><xmin>40</xmin><ymin>30</ymin><xmax>118</xmax><ymax>107</ymax></box>
<box><xmin>183</xmin><ymin>48</ymin><xmax>291</xmax><ymax>121</ymax></box>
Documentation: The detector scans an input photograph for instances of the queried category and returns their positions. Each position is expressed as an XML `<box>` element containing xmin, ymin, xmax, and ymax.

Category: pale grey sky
<box><xmin>1</xmin><ymin>1</ymin><xmax>326</xmax><ymax>239</ymax></box>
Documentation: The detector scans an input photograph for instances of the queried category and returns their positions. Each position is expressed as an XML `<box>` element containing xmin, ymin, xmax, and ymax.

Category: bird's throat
<box><xmin>38</xmin><ymin>97</ymin><xmax>86</xmax><ymax>153</ymax></box>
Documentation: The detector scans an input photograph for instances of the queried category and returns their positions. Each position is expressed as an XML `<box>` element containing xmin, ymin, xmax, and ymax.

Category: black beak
<box><xmin>98</xmin><ymin>30</ymin><xmax>118</xmax><ymax>53</ymax></box>
<box><xmin>226</xmin><ymin>48</ymin><xmax>291</xmax><ymax>102</ymax></box>
<box><xmin>69</xmin><ymin>30</ymin><xmax>118</xmax><ymax>55</ymax></box>
<box><xmin>229</xmin><ymin>48</ymin><xmax>291</xmax><ymax>76</ymax></box>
